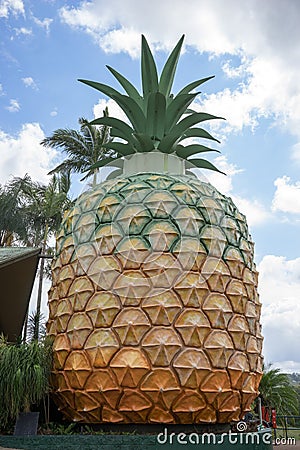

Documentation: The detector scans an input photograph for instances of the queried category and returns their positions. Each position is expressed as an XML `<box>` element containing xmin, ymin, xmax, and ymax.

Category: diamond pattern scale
<box><xmin>48</xmin><ymin>174</ymin><xmax>263</xmax><ymax>424</ymax></box>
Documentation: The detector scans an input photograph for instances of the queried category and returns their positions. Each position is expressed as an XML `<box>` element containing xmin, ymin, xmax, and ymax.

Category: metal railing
<box><xmin>275</xmin><ymin>415</ymin><xmax>300</xmax><ymax>439</ymax></box>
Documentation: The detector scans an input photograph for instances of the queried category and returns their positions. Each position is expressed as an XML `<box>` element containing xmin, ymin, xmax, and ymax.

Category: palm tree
<box><xmin>41</xmin><ymin>107</ymin><xmax>114</xmax><ymax>186</ymax></box>
<box><xmin>22</xmin><ymin>172</ymin><xmax>73</xmax><ymax>323</ymax></box>
<box><xmin>258</xmin><ymin>364</ymin><xmax>298</xmax><ymax>415</ymax></box>
<box><xmin>0</xmin><ymin>174</ymin><xmax>72</xmax><ymax>340</ymax></box>
<box><xmin>0</xmin><ymin>175</ymin><xmax>34</xmax><ymax>246</ymax></box>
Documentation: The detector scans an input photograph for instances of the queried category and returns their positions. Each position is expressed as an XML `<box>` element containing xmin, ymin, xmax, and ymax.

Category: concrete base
<box><xmin>123</xmin><ymin>152</ymin><xmax>185</xmax><ymax>176</ymax></box>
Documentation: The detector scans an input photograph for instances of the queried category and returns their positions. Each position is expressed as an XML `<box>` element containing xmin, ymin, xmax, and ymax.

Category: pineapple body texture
<box><xmin>47</xmin><ymin>173</ymin><xmax>263</xmax><ymax>424</ymax></box>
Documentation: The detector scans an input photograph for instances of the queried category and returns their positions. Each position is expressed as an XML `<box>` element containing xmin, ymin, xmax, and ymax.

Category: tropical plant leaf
<box><xmin>186</xmin><ymin>158</ymin><xmax>225</xmax><ymax>174</ymax></box>
<box><xmin>185</xmin><ymin>108</ymin><xmax>197</xmax><ymax>114</ymax></box>
<box><xmin>132</xmin><ymin>133</ymin><xmax>155</xmax><ymax>152</ymax></box>
<box><xmin>102</xmin><ymin>158</ymin><xmax>124</xmax><ymax>169</ymax></box>
<box><xmin>146</xmin><ymin>92</ymin><xmax>166</xmax><ymax>142</ymax></box>
<box><xmin>258</xmin><ymin>364</ymin><xmax>298</xmax><ymax>415</ymax></box>
<box><xmin>89</xmin><ymin>156</ymin><xmax>120</xmax><ymax>170</ymax></box>
<box><xmin>159</xmin><ymin>112</ymin><xmax>224</xmax><ymax>152</ymax></box>
<box><xmin>177</xmin><ymin>75</ymin><xmax>215</xmax><ymax>95</ymax></box>
<box><xmin>109</xmin><ymin>129</ymin><xmax>129</xmax><ymax>143</ymax></box>
<box><xmin>179</xmin><ymin>127</ymin><xmax>220</xmax><ymax>143</ymax></box>
<box><xmin>0</xmin><ymin>339</ymin><xmax>52</xmax><ymax>426</ymax></box>
<box><xmin>132</xmin><ymin>133</ymin><xmax>154</xmax><ymax>153</ymax></box>
<box><xmin>176</xmin><ymin>144</ymin><xmax>220</xmax><ymax>159</ymax></box>
<box><xmin>165</xmin><ymin>93</ymin><xmax>198</xmax><ymax>131</ymax></box>
<box><xmin>106</xmin><ymin>65</ymin><xmax>143</xmax><ymax>108</ymax></box>
<box><xmin>102</xmin><ymin>142</ymin><xmax>135</xmax><ymax>157</ymax></box>
<box><xmin>78</xmin><ymin>79</ymin><xmax>121</xmax><ymax>99</ymax></box>
<box><xmin>159</xmin><ymin>35</ymin><xmax>184</xmax><ymax>98</ymax></box>
<box><xmin>173</xmin><ymin>112</ymin><xmax>225</xmax><ymax>135</ymax></box>
<box><xmin>79</xmin><ymin>35</ymin><xmax>224</xmax><ymax>175</ymax></box>
<box><xmin>141</xmin><ymin>35</ymin><xmax>158</xmax><ymax>98</ymax></box>
<box><xmin>90</xmin><ymin>116</ymin><xmax>134</xmax><ymax>143</ymax></box>
<box><xmin>110</xmin><ymin>94</ymin><xmax>146</xmax><ymax>132</ymax></box>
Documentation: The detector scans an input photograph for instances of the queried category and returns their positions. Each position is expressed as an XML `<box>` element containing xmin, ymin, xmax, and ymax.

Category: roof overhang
<box><xmin>0</xmin><ymin>247</ymin><xmax>41</xmax><ymax>342</ymax></box>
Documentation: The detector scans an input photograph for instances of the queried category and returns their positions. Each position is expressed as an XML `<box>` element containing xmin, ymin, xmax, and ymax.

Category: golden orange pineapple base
<box><xmin>47</xmin><ymin>173</ymin><xmax>263</xmax><ymax>424</ymax></box>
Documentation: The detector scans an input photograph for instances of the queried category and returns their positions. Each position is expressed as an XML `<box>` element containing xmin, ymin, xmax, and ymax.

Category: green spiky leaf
<box><xmin>90</xmin><ymin>116</ymin><xmax>134</xmax><ymax>144</ymax></box>
<box><xmin>177</xmin><ymin>76</ymin><xmax>215</xmax><ymax>96</ymax></box>
<box><xmin>176</xmin><ymin>144</ymin><xmax>220</xmax><ymax>159</ymax></box>
<box><xmin>185</xmin><ymin>108</ymin><xmax>197</xmax><ymax>114</ymax></box>
<box><xmin>159</xmin><ymin>35</ymin><xmax>184</xmax><ymax>98</ymax></box>
<box><xmin>132</xmin><ymin>133</ymin><xmax>155</xmax><ymax>152</ymax></box>
<box><xmin>78</xmin><ymin>79</ymin><xmax>121</xmax><ymax>99</ymax></box>
<box><xmin>165</xmin><ymin>93</ymin><xmax>198</xmax><ymax>131</ymax></box>
<box><xmin>79</xmin><ymin>35</ymin><xmax>225</xmax><ymax>174</ymax></box>
<box><xmin>110</xmin><ymin>94</ymin><xmax>146</xmax><ymax>132</ymax></box>
<box><xmin>102</xmin><ymin>142</ymin><xmax>136</xmax><ymax>157</ymax></box>
<box><xmin>179</xmin><ymin>127</ymin><xmax>220</xmax><ymax>143</ymax></box>
<box><xmin>141</xmin><ymin>35</ymin><xmax>158</xmax><ymax>98</ymax></box>
<box><xmin>146</xmin><ymin>92</ymin><xmax>166</xmax><ymax>142</ymax></box>
<box><xmin>186</xmin><ymin>158</ymin><xmax>225</xmax><ymax>174</ymax></box>
<box><xmin>159</xmin><ymin>112</ymin><xmax>224</xmax><ymax>153</ymax></box>
<box><xmin>106</xmin><ymin>65</ymin><xmax>143</xmax><ymax>108</ymax></box>
<box><xmin>90</xmin><ymin>157</ymin><xmax>120</xmax><ymax>170</ymax></box>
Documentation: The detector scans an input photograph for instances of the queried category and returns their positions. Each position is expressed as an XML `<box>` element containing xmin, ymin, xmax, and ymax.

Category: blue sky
<box><xmin>1</xmin><ymin>0</ymin><xmax>300</xmax><ymax>372</ymax></box>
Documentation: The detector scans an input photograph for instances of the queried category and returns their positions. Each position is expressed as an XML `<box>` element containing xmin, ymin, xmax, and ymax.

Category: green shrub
<box><xmin>0</xmin><ymin>335</ymin><xmax>53</xmax><ymax>426</ymax></box>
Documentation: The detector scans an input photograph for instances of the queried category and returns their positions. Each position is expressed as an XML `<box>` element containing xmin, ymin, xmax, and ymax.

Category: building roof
<box><xmin>0</xmin><ymin>247</ymin><xmax>41</xmax><ymax>267</ymax></box>
<box><xmin>0</xmin><ymin>247</ymin><xmax>41</xmax><ymax>341</ymax></box>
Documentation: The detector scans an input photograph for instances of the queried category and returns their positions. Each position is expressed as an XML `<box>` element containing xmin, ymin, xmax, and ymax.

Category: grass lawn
<box><xmin>275</xmin><ymin>428</ymin><xmax>300</xmax><ymax>440</ymax></box>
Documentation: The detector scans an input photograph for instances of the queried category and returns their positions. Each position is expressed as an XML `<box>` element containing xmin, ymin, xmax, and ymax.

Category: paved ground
<box><xmin>0</xmin><ymin>448</ymin><xmax>21</xmax><ymax>450</ymax></box>
<box><xmin>276</xmin><ymin>443</ymin><xmax>300</xmax><ymax>450</ymax></box>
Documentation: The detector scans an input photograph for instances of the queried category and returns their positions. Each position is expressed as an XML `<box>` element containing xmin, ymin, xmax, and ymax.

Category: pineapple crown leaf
<box><xmin>141</xmin><ymin>34</ymin><xmax>159</xmax><ymax>97</ymax></box>
<box><xmin>79</xmin><ymin>35</ymin><xmax>225</xmax><ymax>174</ymax></box>
<box><xmin>158</xmin><ymin>34</ymin><xmax>185</xmax><ymax>99</ymax></box>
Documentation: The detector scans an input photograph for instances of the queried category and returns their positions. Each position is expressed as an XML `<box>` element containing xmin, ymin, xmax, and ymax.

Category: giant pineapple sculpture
<box><xmin>47</xmin><ymin>36</ymin><xmax>263</xmax><ymax>424</ymax></box>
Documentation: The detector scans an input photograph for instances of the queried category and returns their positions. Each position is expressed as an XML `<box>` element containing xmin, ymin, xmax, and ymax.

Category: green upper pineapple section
<box><xmin>79</xmin><ymin>35</ymin><xmax>225</xmax><ymax>174</ymax></box>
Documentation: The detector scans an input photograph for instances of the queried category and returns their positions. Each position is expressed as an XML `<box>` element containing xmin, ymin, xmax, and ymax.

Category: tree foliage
<box><xmin>0</xmin><ymin>336</ymin><xmax>53</xmax><ymax>426</ymax></box>
<box><xmin>259</xmin><ymin>364</ymin><xmax>299</xmax><ymax>415</ymax></box>
<box><xmin>0</xmin><ymin>173</ymin><xmax>72</xmax><ymax>248</ymax></box>
<box><xmin>41</xmin><ymin>109</ymin><xmax>114</xmax><ymax>185</ymax></box>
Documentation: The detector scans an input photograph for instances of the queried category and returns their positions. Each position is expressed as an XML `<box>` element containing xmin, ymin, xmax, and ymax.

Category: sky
<box><xmin>1</xmin><ymin>0</ymin><xmax>300</xmax><ymax>372</ymax></box>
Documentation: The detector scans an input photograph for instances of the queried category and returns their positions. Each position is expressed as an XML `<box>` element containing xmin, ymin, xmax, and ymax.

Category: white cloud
<box><xmin>22</xmin><ymin>76</ymin><xmax>38</xmax><ymax>90</ymax></box>
<box><xmin>272</xmin><ymin>176</ymin><xmax>300</xmax><ymax>214</ymax></box>
<box><xmin>59</xmin><ymin>0</ymin><xmax>300</xmax><ymax>149</ymax></box>
<box><xmin>0</xmin><ymin>83</ymin><xmax>4</xmax><ymax>96</ymax></box>
<box><xmin>0</xmin><ymin>0</ymin><xmax>24</xmax><ymax>17</ymax></box>
<box><xmin>14</xmin><ymin>27</ymin><xmax>32</xmax><ymax>36</ymax></box>
<box><xmin>292</xmin><ymin>142</ymin><xmax>300</xmax><ymax>163</ymax></box>
<box><xmin>93</xmin><ymin>98</ymin><xmax>128</xmax><ymax>123</ymax></box>
<box><xmin>100</xmin><ymin>28</ymin><xmax>141</xmax><ymax>58</ymax></box>
<box><xmin>0</xmin><ymin>123</ymin><xmax>58</xmax><ymax>184</ymax></box>
<box><xmin>272</xmin><ymin>361</ymin><xmax>300</xmax><ymax>374</ymax></box>
<box><xmin>50</xmin><ymin>108</ymin><xmax>58</xmax><ymax>117</ymax></box>
<box><xmin>33</xmin><ymin>16</ymin><xmax>53</xmax><ymax>34</ymax></box>
<box><xmin>232</xmin><ymin>196</ymin><xmax>270</xmax><ymax>227</ymax></box>
<box><xmin>258</xmin><ymin>255</ymin><xmax>300</xmax><ymax>370</ymax></box>
<box><xmin>199</xmin><ymin>155</ymin><xmax>243</xmax><ymax>195</ymax></box>
<box><xmin>6</xmin><ymin>99</ymin><xmax>20</xmax><ymax>112</ymax></box>
<box><xmin>221</xmin><ymin>57</ymin><xmax>250</xmax><ymax>79</ymax></box>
